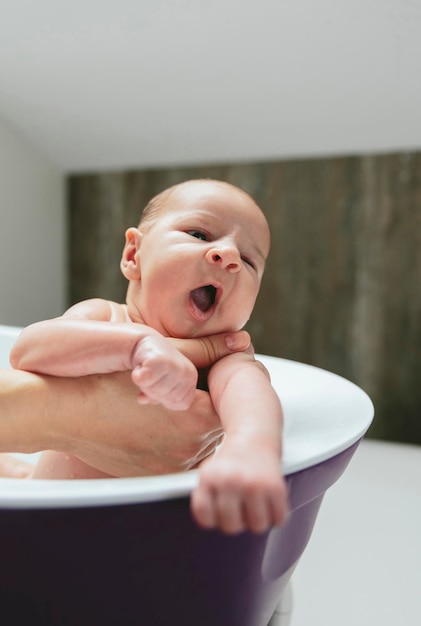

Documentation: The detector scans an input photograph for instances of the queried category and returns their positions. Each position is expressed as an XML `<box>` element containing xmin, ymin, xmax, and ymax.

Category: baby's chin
<box><xmin>159</xmin><ymin>310</ymin><xmax>245</xmax><ymax>340</ymax></box>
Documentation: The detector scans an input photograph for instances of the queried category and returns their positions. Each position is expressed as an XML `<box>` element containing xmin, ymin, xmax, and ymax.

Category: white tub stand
<box><xmin>267</xmin><ymin>582</ymin><xmax>292</xmax><ymax>626</ymax></box>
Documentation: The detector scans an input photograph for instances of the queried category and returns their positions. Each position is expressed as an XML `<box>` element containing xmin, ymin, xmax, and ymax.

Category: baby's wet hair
<box><xmin>138</xmin><ymin>186</ymin><xmax>174</xmax><ymax>229</ymax></box>
<box><xmin>138</xmin><ymin>179</ymin><xmax>263</xmax><ymax>230</ymax></box>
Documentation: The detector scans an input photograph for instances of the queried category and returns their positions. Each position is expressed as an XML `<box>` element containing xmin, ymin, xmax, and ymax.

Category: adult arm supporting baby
<box><xmin>0</xmin><ymin>331</ymin><xmax>250</xmax><ymax>477</ymax></box>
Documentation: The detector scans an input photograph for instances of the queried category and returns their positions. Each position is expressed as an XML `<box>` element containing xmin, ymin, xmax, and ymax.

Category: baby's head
<box><xmin>138</xmin><ymin>179</ymin><xmax>265</xmax><ymax>231</ymax></box>
<box><xmin>121</xmin><ymin>179</ymin><xmax>270</xmax><ymax>338</ymax></box>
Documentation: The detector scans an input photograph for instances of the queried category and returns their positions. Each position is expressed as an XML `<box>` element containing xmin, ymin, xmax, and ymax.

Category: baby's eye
<box><xmin>242</xmin><ymin>256</ymin><xmax>256</xmax><ymax>270</ymax></box>
<box><xmin>187</xmin><ymin>230</ymin><xmax>209</xmax><ymax>241</ymax></box>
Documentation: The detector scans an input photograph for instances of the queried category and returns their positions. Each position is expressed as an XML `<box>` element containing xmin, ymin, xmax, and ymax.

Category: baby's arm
<box><xmin>191</xmin><ymin>348</ymin><xmax>289</xmax><ymax>534</ymax></box>
<box><xmin>10</xmin><ymin>299</ymin><xmax>198</xmax><ymax>410</ymax></box>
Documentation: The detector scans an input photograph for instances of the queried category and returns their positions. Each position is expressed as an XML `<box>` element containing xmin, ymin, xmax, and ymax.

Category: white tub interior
<box><xmin>0</xmin><ymin>325</ymin><xmax>374</xmax><ymax>508</ymax></box>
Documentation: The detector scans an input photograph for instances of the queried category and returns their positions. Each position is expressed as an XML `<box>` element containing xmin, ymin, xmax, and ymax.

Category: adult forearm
<box><xmin>0</xmin><ymin>368</ymin><xmax>223</xmax><ymax>477</ymax></box>
<box><xmin>0</xmin><ymin>332</ymin><xmax>248</xmax><ymax>475</ymax></box>
<box><xmin>0</xmin><ymin>369</ymin><xmax>57</xmax><ymax>453</ymax></box>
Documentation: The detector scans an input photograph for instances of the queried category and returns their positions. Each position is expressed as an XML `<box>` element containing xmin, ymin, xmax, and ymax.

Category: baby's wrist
<box><xmin>224</xmin><ymin>430</ymin><xmax>282</xmax><ymax>458</ymax></box>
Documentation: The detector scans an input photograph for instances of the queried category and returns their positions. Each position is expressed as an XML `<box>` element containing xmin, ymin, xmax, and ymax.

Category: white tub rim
<box><xmin>0</xmin><ymin>326</ymin><xmax>374</xmax><ymax>509</ymax></box>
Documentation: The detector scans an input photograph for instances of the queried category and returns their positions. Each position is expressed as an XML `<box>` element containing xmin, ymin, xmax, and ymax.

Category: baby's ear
<box><xmin>120</xmin><ymin>227</ymin><xmax>143</xmax><ymax>280</ymax></box>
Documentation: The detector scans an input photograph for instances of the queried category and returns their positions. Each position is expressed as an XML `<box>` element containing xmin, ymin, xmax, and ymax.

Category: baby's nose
<box><xmin>206</xmin><ymin>245</ymin><xmax>241</xmax><ymax>272</ymax></box>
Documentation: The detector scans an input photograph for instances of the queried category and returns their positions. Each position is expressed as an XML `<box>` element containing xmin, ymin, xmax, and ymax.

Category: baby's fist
<box><xmin>131</xmin><ymin>333</ymin><xmax>198</xmax><ymax>410</ymax></box>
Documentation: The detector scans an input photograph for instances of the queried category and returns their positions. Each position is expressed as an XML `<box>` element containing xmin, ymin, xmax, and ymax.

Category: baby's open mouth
<box><xmin>190</xmin><ymin>285</ymin><xmax>217</xmax><ymax>313</ymax></box>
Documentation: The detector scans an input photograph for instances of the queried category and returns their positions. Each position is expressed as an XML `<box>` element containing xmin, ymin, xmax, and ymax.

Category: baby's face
<box><xmin>129</xmin><ymin>181</ymin><xmax>270</xmax><ymax>338</ymax></box>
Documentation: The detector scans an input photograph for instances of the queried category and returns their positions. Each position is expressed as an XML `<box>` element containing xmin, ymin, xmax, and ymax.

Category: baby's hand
<box><xmin>191</xmin><ymin>441</ymin><xmax>289</xmax><ymax>534</ymax></box>
<box><xmin>131</xmin><ymin>334</ymin><xmax>198</xmax><ymax>410</ymax></box>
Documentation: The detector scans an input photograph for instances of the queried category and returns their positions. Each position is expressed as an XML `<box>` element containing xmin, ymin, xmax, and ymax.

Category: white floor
<box><xmin>288</xmin><ymin>439</ymin><xmax>421</xmax><ymax>626</ymax></box>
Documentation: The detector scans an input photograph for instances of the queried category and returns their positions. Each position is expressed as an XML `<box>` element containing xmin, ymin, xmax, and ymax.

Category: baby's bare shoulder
<box><xmin>63</xmin><ymin>298</ymin><xmax>126</xmax><ymax>322</ymax></box>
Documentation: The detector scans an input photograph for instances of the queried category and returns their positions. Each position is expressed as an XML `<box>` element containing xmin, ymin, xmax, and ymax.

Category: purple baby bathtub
<box><xmin>0</xmin><ymin>325</ymin><xmax>374</xmax><ymax>626</ymax></box>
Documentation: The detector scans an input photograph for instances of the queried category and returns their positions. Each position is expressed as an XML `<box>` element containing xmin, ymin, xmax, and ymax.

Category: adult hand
<box><xmin>169</xmin><ymin>330</ymin><xmax>249</xmax><ymax>369</ymax></box>
<box><xmin>0</xmin><ymin>330</ymin><xmax>250</xmax><ymax>477</ymax></box>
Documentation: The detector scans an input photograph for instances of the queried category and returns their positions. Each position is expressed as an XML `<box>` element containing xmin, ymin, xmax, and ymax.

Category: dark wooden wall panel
<box><xmin>68</xmin><ymin>152</ymin><xmax>421</xmax><ymax>445</ymax></box>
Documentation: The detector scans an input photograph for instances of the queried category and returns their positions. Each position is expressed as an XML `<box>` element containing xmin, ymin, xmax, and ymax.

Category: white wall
<box><xmin>0</xmin><ymin>115</ymin><xmax>65</xmax><ymax>327</ymax></box>
<box><xmin>0</xmin><ymin>0</ymin><xmax>419</xmax><ymax>172</ymax></box>
<box><xmin>0</xmin><ymin>0</ymin><xmax>419</xmax><ymax>325</ymax></box>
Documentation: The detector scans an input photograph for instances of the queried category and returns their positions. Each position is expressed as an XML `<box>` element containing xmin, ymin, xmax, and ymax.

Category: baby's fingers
<box><xmin>190</xmin><ymin>485</ymin><xmax>218</xmax><ymax>530</ymax></box>
<box><xmin>191</xmin><ymin>477</ymin><xmax>289</xmax><ymax>535</ymax></box>
<box><xmin>242</xmin><ymin>475</ymin><xmax>289</xmax><ymax>532</ymax></box>
<box><xmin>132</xmin><ymin>367</ymin><xmax>195</xmax><ymax>410</ymax></box>
<box><xmin>191</xmin><ymin>487</ymin><xmax>274</xmax><ymax>535</ymax></box>
<box><xmin>215</xmin><ymin>490</ymin><xmax>247</xmax><ymax>534</ymax></box>
<box><xmin>191</xmin><ymin>486</ymin><xmax>246</xmax><ymax>535</ymax></box>
<box><xmin>243</xmin><ymin>491</ymin><xmax>280</xmax><ymax>534</ymax></box>
<box><xmin>160</xmin><ymin>382</ymin><xmax>196</xmax><ymax>411</ymax></box>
